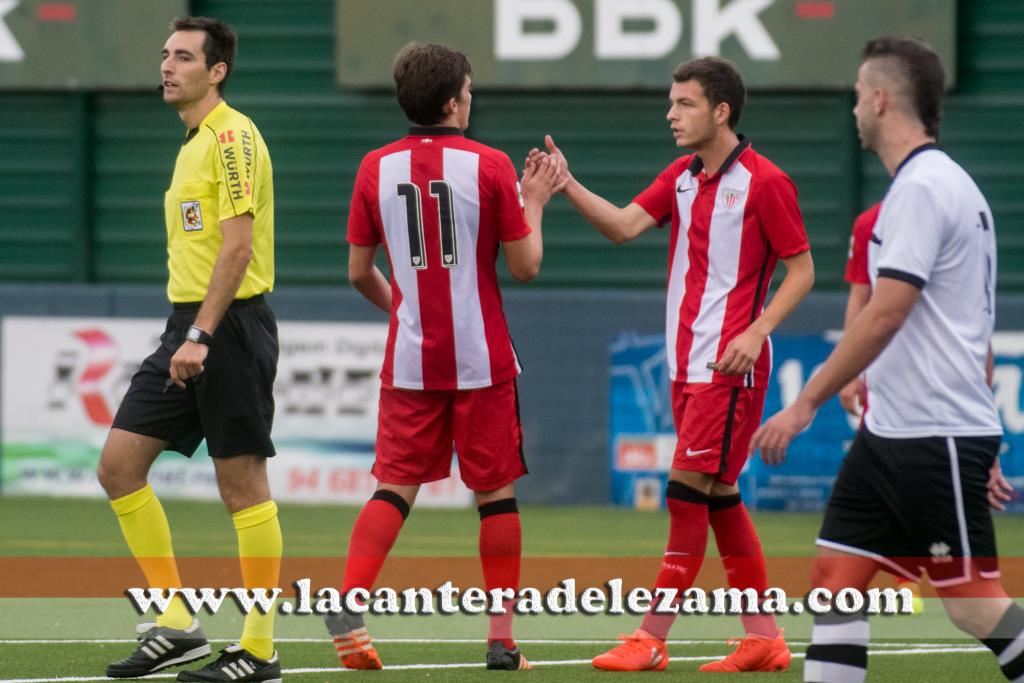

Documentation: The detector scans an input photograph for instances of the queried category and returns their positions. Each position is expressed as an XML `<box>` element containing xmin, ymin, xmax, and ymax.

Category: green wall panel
<box><xmin>0</xmin><ymin>0</ymin><xmax>1020</xmax><ymax>292</ymax></box>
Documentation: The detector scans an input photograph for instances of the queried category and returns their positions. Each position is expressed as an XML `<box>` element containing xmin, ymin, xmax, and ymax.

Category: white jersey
<box><xmin>865</xmin><ymin>145</ymin><xmax>1002</xmax><ymax>438</ymax></box>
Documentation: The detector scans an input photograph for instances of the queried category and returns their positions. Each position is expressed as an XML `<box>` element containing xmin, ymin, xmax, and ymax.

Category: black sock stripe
<box><xmin>666</xmin><ymin>480</ymin><xmax>710</xmax><ymax>505</ymax></box>
<box><xmin>371</xmin><ymin>489</ymin><xmax>411</xmax><ymax>520</ymax></box>
<box><xmin>709</xmin><ymin>493</ymin><xmax>742</xmax><ymax>512</ymax></box>
<box><xmin>985</xmin><ymin>603</ymin><xmax>1024</xmax><ymax>655</ymax></box>
<box><xmin>814</xmin><ymin>612</ymin><xmax>869</xmax><ymax>627</ymax></box>
<box><xmin>805</xmin><ymin>643</ymin><xmax>868</xmax><ymax>669</ymax></box>
<box><xmin>1004</xmin><ymin>651</ymin><xmax>1024</xmax><ymax>682</ymax></box>
<box><xmin>479</xmin><ymin>498</ymin><xmax>519</xmax><ymax>519</ymax></box>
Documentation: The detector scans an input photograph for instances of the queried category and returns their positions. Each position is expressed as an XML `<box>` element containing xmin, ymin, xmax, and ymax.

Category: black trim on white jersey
<box><xmin>894</xmin><ymin>142</ymin><xmax>941</xmax><ymax>178</ymax></box>
<box><xmin>877</xmin><ymin>267</ymin><xmax>925</xmax><ymax>289</ymax></box>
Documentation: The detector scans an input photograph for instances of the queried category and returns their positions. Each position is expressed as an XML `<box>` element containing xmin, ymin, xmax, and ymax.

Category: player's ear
<box><xmin>443</xmin><ymin>96</ymin><xmax>458</xmax><ymax>116</ymax></box>
<box><xmin>209</xmin><ymin>62</ymin><xmax>228</xmax><ymax>89</ymax></box>
<box><xmin>715</xmin><ymin>101</ymin><xmax>731</xmax><ymax>127</ymax></box>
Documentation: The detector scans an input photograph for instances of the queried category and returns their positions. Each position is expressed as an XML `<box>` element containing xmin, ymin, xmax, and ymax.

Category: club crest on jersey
<box><xmin>721</xmin><ymin>189</ymin><xmax>744</xmax><ymax>210</ymax></box>
<box><xmin>181</xmin><ymin>201</ymin><xmax>203</xmax><ymax>232</ymax></box>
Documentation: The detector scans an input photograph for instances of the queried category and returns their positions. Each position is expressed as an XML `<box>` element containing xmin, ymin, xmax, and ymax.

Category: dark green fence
<box><xmin>0</xmin><ymin>0</ymin><xmax>1021</xmax><ymax>290</ymax></box>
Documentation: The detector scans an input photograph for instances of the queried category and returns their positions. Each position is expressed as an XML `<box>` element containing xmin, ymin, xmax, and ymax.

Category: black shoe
<box><xmin>176</xmin><ymin>644</ymin><xmax>281</xmax><ymax>682</ymax></box>
<box><xmin>106</xmin><ymin>620</ymin><xmax>211</xmax><ymax>678</ymax></box>
<box><xmin>486</xmin><ymin>641</ymin><xmax>531</xmax><ymax>670</ymax></box>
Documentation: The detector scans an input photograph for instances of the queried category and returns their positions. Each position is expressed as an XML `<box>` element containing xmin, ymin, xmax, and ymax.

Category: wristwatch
<box><xmin>186</xmin><ymin>325</ymin><xmax>214</xmax><ymax>345</ymax></box>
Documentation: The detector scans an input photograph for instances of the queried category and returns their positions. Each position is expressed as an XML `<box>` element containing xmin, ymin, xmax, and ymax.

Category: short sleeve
<box><xmin>758</xmin><ymin>173</ymin><xmax>809</xmax><ymax>258</ymax></box>
<box><xmin>346</xmin><ymin>156</ymin><xmax>381</xmax><ymax>246</ymax></box>
<box><xmin>632</xmin><ymin>162</ymin><xmax>678</xmax><ymax>228</ymax></box>
<box><xmin>212</xmin><ymin>124</ymin><xmax>255</xmax><ymax>220</ymax></box>
<box><xmin>492</xmin><ymin>154</ymin><xmax>532</xmax><ymax>243</ymax></box>
<box><xmin>875</xmin><ymin>181</ymin><xmax>944</xmax><ymax>288</ymax></box>
<box><xmin>844</xmin><ymin>204</ymin><xmax>879</xmax><ymax>285</ymax></box>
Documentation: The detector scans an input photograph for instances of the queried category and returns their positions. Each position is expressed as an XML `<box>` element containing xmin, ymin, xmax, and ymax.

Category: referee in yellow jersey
<box><xmin>97</xmin><ymin>17</ymin><xmax>282</xmax><ymax>683</ymax></box>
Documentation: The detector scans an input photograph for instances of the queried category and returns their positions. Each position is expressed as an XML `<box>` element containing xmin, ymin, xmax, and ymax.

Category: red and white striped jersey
<box><xmin>347</xmin><ymin>127</ymin><xmax>531</xmax><ymax>391</ymax></box>
<box><xmin>633</xmin><ymin>138</ymin><xmax>809</xmax><ymax>388</ymax></box>
<box><xmin>844</xmin><ymin>203</ymin><xmax>881</xmax><ymax>286</ymax></box>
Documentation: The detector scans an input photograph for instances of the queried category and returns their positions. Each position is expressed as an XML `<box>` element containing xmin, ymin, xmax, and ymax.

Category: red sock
<box><xmin>641</xmin><ymin>481</ymin><xmax>709</xmax><ymax>640</ymax></box>
<box><xmin>479</xmin><ymin>498</ymin><xmax>521</xmax><ymax>649</ymax></box>
<box><xmin>709</xmin><ymin>494</ymin><xmax>778</xmax><ymax>638</ymax></box>
<box><xmin>341</xmin><ymin>490</ymin><xmax>409</xmax><ymax>595</ymax></box>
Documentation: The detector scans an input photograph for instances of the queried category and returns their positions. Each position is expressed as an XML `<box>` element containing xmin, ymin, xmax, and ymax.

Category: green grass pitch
<box><xmin>2</xmin><ymin>496</ymin><xmax>1022</xmax><ymax>681</ymax></box>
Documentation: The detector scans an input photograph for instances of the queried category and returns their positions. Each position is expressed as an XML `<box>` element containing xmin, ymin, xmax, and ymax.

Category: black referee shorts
<box><xmin>818</xmin><ymin>426</ymin><xmax>1001</xmax><ymax>587</ymax></box>
<box><xmin>112</xmin><ymin>295</ymin><xmax>279</xmax><ymax>458</ymax></box>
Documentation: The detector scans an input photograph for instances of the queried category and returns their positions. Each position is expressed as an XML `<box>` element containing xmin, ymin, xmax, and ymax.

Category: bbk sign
<box><xmin>337</xmin><ymin>0</ymin><xmax>956</xmax><ymax>89</ymax></box>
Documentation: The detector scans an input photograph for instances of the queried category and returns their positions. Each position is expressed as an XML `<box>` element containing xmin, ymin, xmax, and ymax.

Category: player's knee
<box><xmin>943</xmin><ymin>598</ymin><xmax>989</xmax><ymax>638</ymax></box>
<box><xmin>96</xmin><ymin>454</ymin><xmax>141</xmax><ymax>498</ymax></box>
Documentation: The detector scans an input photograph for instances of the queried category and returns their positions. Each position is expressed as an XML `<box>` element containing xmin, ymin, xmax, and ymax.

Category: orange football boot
<box><xmin>698</xmin><ymin>630</ymin><xmax>790</xmax><ymax>672</ymax></box>
<box><xmin>592</xmin><ymin>629</ymin><xmax>668</xmax><ymax>671</ymax></box>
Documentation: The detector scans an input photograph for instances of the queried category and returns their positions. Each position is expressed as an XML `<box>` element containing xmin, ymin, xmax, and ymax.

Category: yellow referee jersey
<box><xmin>164</xmin><ymin>101</ymin><xmax>274</xmax><ymax>302</ymax></box>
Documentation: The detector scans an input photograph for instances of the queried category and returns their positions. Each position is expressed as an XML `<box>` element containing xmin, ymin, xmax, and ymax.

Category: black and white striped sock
<box><xmin>804</xmin><ymin>612</ymin><xmax>868</xmax><ymax>683</ymax></box>
<box><xmin>983</xmin><ymin>603</ymin><xmax>1024</xmax><ymax>681</ymax></box>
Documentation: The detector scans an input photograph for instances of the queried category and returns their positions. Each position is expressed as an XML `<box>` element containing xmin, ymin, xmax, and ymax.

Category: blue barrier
<box><xmin>610</xmin><ymin>332</ymin><xmax>1024</xmax><ymax>512</ymax></box>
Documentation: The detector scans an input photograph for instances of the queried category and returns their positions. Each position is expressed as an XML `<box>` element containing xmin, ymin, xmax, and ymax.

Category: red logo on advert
<box><xmin>616</xmin><ymin>440</ymin><xmax>657</xmax><ymax>470</ymax></box>
<box><xmin>219</xmin><ymin>130</ymin><xmax>235</xmax><ymax>144</ymax></box>
<box><xmin>73</xmin><ymin>329</ymin><xmax>117</xmax><ymax>426</ymax></box>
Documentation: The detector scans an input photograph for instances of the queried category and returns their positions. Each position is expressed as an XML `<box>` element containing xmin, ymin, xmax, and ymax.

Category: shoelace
<box><xmin>614</xmin><ymin>633</ymin><xmax>658</xmax><ymax>655</ymax></box>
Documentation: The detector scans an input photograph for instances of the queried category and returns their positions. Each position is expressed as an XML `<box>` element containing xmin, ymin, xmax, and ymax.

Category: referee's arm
<box><xmin>193</xmin><ymin>212</ymin><xmax>254</xmax><ymax>334</ymax></box>
<box><xmin>168</xmin><ymin>212</ymin><xmax>253</xmax><ymax>387</ymax></box>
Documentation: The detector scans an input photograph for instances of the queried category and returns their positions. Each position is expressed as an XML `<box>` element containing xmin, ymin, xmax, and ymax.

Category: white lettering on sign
<box><xmin>495</xmin><ymin>0</ymin><xmax>582</xmax><ymax>60</ymax></box>
<box><xmin>0</xmin><ymin>0</ymin><xmax>24</xmax><ymax>62</ymax></box>
<box><xmin>495</xmin><ymin>0</ymin><xmax>780</xmax><ymax>62</ymax></box>
<box><xmin>693</xmin><ymin>0</ymin><xmax>779</xmax><ymax>60</ymax></box>
<box><xmin>595</xmin><ymin>0</ymin><xmax>682</xmax><ymax>59</ymax></box>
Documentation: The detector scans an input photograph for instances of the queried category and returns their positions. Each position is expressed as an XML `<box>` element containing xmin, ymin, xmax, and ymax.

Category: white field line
<box><xmin>0</xmin><ymin>645</ymin><xmax>990</xmax><ymax>682</ymax></box>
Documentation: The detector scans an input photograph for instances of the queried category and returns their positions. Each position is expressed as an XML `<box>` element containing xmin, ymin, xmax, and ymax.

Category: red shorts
<box><xmin>373</xmin><ymin>378</ymin><xmax>527</xmax><ymax>491</ymax></box>
<box><xmin>671</xmin><ymin>382</ymin><xmax>765</xmax><ymax>486</ymax></box>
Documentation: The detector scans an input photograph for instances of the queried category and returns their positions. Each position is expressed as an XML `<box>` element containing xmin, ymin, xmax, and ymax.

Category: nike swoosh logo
<box><xmin>676</xmin><ymin>185</ymin><xmax>692</xmax><ymax>193</ymax></box>
<box><xmin>686</xmin><ymin>447</ymin><xmax>712</xmax><ymax>456</ymax></box>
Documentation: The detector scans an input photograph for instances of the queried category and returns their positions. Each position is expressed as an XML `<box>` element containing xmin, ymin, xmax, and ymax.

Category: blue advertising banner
<box><xmin>610</xmin><ymin>332</ymin><xmax>1024</xmax><ymax>512</ymax></box>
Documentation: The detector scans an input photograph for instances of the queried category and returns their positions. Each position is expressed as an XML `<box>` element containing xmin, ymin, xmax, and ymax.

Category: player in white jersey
<box><xmin>751</xmin><ymin>37</ymin><xmax>1022</xmax><ymax>683</ymax></box>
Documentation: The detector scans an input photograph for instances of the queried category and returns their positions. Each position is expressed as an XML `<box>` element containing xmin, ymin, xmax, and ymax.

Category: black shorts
<box><xmin>818</xmin><ymin>427</ymin><xmax>1001</xmax><ymax>587</ymax></box>
<box><xmin>112</xmin><ymin>295</ymin><xmax>279</xmax><ymax>458</ymax></box>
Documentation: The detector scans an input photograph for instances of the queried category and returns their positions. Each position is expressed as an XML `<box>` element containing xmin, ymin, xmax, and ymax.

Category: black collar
<box><xmin>408</xmin><ymin>126</ymin><xmax>464</xmax><ymax>137</ymax></box>
<box><xmin>894</xmin><ymin>142</ymin><xmax>941</xmax><ymax>178</ymax></box>
<box><xmin>183</xmin><ymin>128</ymin><xmax>199</xmax><ymax>146</ymax></box>
<box><xmin>687</xmin><ymin>135</ymin><xmax>751</xmax><ymax>177</ymax></box>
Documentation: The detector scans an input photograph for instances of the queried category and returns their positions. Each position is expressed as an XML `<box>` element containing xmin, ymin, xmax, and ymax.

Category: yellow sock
<box><xmin>111</xmin><ymin>484</ymin><xmax>193</xmax><ymax>630</ymax></box>
<box><xmin>234</xmin><ymin>500</ymin><xmax>282</xmax><ymax>660</ymax></box>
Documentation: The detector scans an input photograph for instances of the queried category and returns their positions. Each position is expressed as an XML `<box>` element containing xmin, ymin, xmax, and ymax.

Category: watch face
<box><xmin>187</xmin><ymin>328</ymin><xmax>200</xmax><ymax>342</ymax></box>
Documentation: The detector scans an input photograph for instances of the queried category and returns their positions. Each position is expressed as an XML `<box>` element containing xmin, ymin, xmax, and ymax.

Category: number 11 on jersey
<box><xmin>397</xmin><ymin>181</ymin><xmax>458</xmax><ymax>270</ymax></box>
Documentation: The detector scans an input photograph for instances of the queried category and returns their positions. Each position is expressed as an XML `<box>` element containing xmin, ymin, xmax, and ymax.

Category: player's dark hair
<box><xmin>171</xmin><ymin>16</ymin><xmax>237</xmax><ymax>94</ymax></box>
<box><xmin>393</xmin><ymin>42</ymin><xmax>472</xmax><ymax>126</ymax></box>
<box><xmin>862</xmin><ymin>36</ymin><xmax>945</xmax><ymax>138</ymax></box>
<box><xmin>673</xmin><ymin>57</ymin><xmax>746</xmax><ymax>129</ymax></box>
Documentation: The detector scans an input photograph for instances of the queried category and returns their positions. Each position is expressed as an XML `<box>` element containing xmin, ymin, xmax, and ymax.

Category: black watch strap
<box><xmin>186</xmin><ymin>325</ymin><xmax>214</xmax><ymax>345</ymax></box>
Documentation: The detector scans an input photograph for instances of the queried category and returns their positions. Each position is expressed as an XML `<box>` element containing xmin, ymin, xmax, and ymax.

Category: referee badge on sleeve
<box><xmin>181</xmin><ymin>201</ymin><xmax>204</xmax><ymax>232</ymax></box>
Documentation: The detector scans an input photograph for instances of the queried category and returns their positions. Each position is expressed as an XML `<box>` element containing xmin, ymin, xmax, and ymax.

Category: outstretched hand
<box><xmin>749</xmin><ymin>399</ymin><xmax>817</xmax><ymax>466</ymax></box>
<box><xmin>526</xmin><ymin>135</ymin><xmax>572</xmax><ymax>191</ymax></box>
<box><xmin>521</xmin><ymin>153</ymin><xmax>567</xmax><ymax>205</ymax></box>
